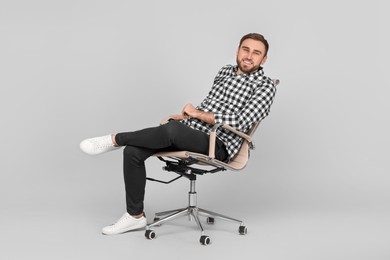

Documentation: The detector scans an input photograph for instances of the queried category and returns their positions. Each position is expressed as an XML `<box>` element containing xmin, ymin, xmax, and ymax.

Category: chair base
<box><xmin>145</xmin><ymin>178</ymin><xmax>247</xmax><ymax>245</ymax></box>
<box><xmin>148</xmin><ymin>206</ymin><xmax>244</xmax><ymax>231</ymax></box>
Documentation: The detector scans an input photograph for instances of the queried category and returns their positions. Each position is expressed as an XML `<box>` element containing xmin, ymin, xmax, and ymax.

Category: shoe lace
<box><xmin>112</xmin><ymin>214</ymin><xmax>129</xmax><ymax>227</ymax></box>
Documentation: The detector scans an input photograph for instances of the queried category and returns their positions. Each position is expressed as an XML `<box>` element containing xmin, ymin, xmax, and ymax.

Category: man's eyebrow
<box><xmin>241</xmin><ymin>45</ymin><xmax>262</xmax><ymax>54</ymax></box>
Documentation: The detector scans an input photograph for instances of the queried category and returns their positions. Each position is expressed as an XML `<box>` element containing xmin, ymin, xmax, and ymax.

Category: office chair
<box><xmin>145</xmin><ymin>79</ymin><xmax>280</xmax><ymax>245</ymax></box>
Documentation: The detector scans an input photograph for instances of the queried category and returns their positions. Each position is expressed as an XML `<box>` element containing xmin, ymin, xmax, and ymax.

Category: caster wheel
<box><xmin>200</xmin><ymin>235</ymin><xmax>211</xmax><ymax>245</ymax></box>
<box><xmin>145</xmin><ymin>230</ymin><xmax>156</xmax><ymax>240</ymax></box>
<box><xmin>239</xmin><ymin>225</ymin><xmax>247</xmax><ymax>235</ymax></box>
<box><xmin>206</xmin><ymin>217</ymin><xmax>215</xmax><ymax>224</ymax></box>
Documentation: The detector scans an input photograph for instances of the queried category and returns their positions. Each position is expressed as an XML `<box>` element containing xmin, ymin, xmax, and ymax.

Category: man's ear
<box><xmin>261</xmin><ymin>55</ymin><xmax>268</xmax><ymax>65</ymax></box>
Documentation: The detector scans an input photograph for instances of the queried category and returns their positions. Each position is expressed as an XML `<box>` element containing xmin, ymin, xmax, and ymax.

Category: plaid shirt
<box><xmin>181</xmin><ymin>64</ymin><xmax>276</xmax><ymax>160</ymax></box>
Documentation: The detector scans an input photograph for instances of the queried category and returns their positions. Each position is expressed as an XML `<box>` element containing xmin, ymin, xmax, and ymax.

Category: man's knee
<box><xmin>123</xmin><ymin>145</ymin><xmax>156</xmax><ymax>165</ymax></box>
<box><xmin>123</xmin><ymin>146</ymin><xmax>145</xmax><ymax>164</ymax></box>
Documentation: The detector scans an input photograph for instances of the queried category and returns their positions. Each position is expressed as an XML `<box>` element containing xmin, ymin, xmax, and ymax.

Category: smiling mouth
<box><xmin>242</xmin><ymin>60</ymin><xmax>253</xmax><ymax>65</ymax></box>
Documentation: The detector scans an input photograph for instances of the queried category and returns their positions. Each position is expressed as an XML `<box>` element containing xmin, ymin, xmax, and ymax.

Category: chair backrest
<box><xmin>224</xmin><ymin>124</ymin><xmax>255</xmax><ymax>170</ymax></box>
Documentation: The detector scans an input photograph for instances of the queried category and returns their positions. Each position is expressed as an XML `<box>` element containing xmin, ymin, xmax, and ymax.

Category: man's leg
<box><xmin>122</xmin><ymin>146</ymin><xmax>156</xmax><ymax>216</ymax></box>
<box><xmin>80</xmin><ymin>120</ymin><xmax>215</xmax><ymax>156</ymax></box>
<box><xmin>81</xmin><ymin>121</ymin><xmax>228</xmax><ymax>235</ymax></box>
<box><xmin>115</xmin><ymin>121</ymin><xmax>222</xmax><ymax>214</ymax></box>
<box><xmin>115</xmin><ymin>120</ymin><xmax>212</xmax><ymax>155</ymax></box>
<box><xmin>101</xmin><ymin>145</ymin><xmax>154</xmax><ymax>235</ymax></box>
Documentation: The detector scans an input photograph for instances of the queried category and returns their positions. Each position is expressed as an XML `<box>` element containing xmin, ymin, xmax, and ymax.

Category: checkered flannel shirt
<box><xmin>181</xmin><ymin>64</ymin><xmax>276</xmax><ymax>161</ymax></box>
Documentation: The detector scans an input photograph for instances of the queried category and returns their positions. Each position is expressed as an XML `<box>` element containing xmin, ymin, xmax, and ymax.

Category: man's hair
<box><xmin>239</xmin><ymin>33</ymin><xmax>269</xmax><ymax>56</ymax></box>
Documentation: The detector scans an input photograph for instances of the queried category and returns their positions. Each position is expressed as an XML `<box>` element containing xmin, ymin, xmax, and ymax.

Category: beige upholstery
<box><xmin>153</xmin><ymin>130</ymin><xmax>251</xmax><ymax>171</ymax></box>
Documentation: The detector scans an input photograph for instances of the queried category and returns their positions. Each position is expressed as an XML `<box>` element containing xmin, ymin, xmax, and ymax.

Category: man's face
<box><xmin>236</xmin><ymin>38</ymin><xmax>267</xmax><ymax>74</ymax></box>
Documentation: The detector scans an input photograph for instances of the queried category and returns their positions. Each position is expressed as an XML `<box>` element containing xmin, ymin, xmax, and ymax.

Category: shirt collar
<box><xmin>233</xmin><ymin>65</ymin><xmax>264</xmax><ymax>81</ymax></box>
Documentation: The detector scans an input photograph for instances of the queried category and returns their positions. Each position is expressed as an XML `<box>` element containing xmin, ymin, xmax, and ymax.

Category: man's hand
<box><xmin>168</xmin><ymin>114</ymin><xmax>189</xmax><ymax>120</ymax></box>
<box><xmin>181</xmin><ymin>103</ymin><xmax>216</xmax><ymax>125</ymax></box>
<box><xmin>165</xmin><ymin>103</ymin><xmax>216</xmax><ymax>126</ymax></box>
<box><xmin>182</xmin><ymin>103</ymin><xmax>199</xmax><ymax>118</ymax></box>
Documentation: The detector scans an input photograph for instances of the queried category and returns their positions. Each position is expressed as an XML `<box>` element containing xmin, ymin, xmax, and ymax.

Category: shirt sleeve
<box><xmin>213</xmin><ymin>79</ymin><xmax>276</xmax><ymax>132</ymax></box>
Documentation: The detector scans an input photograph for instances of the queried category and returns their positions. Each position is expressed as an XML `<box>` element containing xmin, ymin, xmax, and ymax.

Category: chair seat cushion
<box><xmin>153</xmin><ymin>145</ymin><xmax>248</xmax><ymax>171</ymax></box>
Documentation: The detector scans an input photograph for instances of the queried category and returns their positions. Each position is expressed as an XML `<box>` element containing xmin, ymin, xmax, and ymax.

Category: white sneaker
<box><xmin>80</xmin><ymin>134</ymin><xmax>120</xmax><ymax>155</ymax></box>
<box><xmin>102</xmin><ymin>213</ymin><xmax>147</xmax><ymax>235</ymax></box>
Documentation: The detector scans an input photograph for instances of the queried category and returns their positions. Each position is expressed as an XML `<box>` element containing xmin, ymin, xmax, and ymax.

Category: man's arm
<box><xmin>213</xmin><ymin>81</ymin><xmax>276</xmax><ymax>131</ymax></box>
<box><xmin>182</xmin><ymin>103</ymin><xmax>215</xmax><ymax>125</ymax></box>
<box><xmin>166</xmin><ymin>66</ymin><xmax>230</xmax><ymax>125</ymax></box>
<box><xmin>166</xmin><ymin>104</ymin><xmax>215</xmax><ymax>125</ymax></box>
<box><xmin>166</xmin><ymin>103</ymin><xmax>215</xmax><ymax>125</ymax></box>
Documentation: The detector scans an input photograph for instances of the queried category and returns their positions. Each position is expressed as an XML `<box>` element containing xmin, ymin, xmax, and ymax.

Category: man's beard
<box><xmin>236</xmin><ymin>58</ymin><xmax>260</xmax><ymax>74</ymax></box>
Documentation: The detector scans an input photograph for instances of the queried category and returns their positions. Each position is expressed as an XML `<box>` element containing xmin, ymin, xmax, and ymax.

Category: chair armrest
<box><xmin>221</xmin><ymin>124</ymin><xmax>252</xmax><ymax>143</ymax></box>
<box><xmin>159</xmin><ymin>119</ymin><xmax>253</xmax><ymax>159</ymax></box>
<box><xmin>208</xmin><ymin>123</ymin><xmax>252</xmax><ymax>159</ymax></box>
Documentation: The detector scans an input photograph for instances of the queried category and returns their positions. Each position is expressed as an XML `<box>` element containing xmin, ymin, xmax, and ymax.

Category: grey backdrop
<box><xmin>1</xmin><ymin>0</ymin><xmax>388</xmax><ymax>259</ymax></box>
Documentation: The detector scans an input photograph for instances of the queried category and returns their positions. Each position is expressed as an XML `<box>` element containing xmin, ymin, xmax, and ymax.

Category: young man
<box><xmin>80</xmin><ymin>33</ymin><xmax>276</xmax><ymax>235</ymax></box>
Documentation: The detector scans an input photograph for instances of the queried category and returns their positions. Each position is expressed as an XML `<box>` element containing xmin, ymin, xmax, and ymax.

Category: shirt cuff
<box><xmin>213</xmin><ymin>113</ymin><xmax>224</xmax><ymax>124</ymax></box>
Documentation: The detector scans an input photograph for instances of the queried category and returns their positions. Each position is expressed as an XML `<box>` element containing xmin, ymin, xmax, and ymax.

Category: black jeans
<box><xmin>115</xmin><ymin>120</ymin><xmax>228</xmax><ymax>215</ymax></box>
